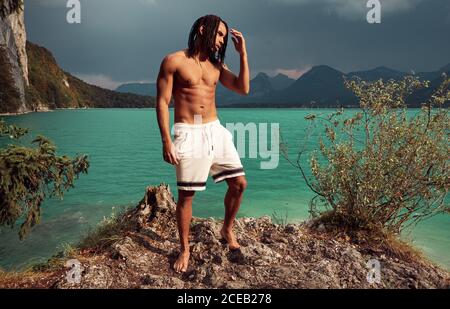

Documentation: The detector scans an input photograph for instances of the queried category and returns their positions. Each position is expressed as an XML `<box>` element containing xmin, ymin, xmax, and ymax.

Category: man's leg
<box><xmin>174</xmin><ymin>189</ymin><xmax>195</xmax><ymax>272</ymax></box>
<box><xmin>221</xmin><ymin>175</ymin><xmax>247</xmax><ymax>250</ymax></box>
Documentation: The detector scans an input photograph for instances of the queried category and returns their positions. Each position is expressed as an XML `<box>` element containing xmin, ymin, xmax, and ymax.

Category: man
<box><xmin>156</xmin><ymin>14</ymin><xmax>250</xmax><ymax>273</ymax></box>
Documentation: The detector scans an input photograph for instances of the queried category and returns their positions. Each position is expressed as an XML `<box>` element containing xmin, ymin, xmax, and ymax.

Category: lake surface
<box><xmin>1</xmin><ymin>108</ymin><xmax>449</xmax><ymax>270</ymax></box>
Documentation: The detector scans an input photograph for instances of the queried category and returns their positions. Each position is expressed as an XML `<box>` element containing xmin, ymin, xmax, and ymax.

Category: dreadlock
<box><xmin>187</xmin><ymin>14</ymin><xmax>229</xmax><ymax>65</ymax></box>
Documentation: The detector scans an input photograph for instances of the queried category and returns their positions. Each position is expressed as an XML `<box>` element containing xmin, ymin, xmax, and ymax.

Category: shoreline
<box><xmin>1</xmin><ymin>105</ymin><xmax>427</xmax><ymax>117</ymax></box>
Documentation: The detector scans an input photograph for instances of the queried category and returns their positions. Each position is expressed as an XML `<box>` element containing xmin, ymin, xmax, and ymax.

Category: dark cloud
<box><xmin>25</xmin><ymin>0</ymin><xmax>450</xmax><ymax>88</ymax></box>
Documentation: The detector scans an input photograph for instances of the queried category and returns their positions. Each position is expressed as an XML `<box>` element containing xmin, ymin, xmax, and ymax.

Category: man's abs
<box><xmin>173</xmin><ymin>87</ymin><xmax>218</xmax><ymax>124</ymax></box>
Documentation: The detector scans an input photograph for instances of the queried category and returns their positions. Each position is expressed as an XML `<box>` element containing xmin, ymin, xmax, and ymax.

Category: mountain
<box><xmin>347</xmin><ymin>66</ymin><xmax>406</xmax><ymax>81</ymax></box>
<box><xmin>438</xmin><ymin>63</ymin><xmax>450</xmax><ymax>74</ymax></box>
<box><xmin>416</xmin><ymin>63</ymin><xmax>450</xmax><ymax>81</ymax></box>
<box><xmin>267</xmin><ymin>65</ymin><xmax>358</xmax><ymax>107</ymax></box>
<box><xmin>248</xmin><ymin>72</ymin><xmax>273</xmax><ymax>95</ymax></box>
<box><xmin>217</xmin><ymin>72</ymin><xmax>272</xmax><ymax>105</ymax></box>
<box><xmin>408</xmin><ymin>63</ymin><xmax>450</xmax><ymax>106</ymax></box>
<box><xmin>270</xmin><ymin>73</ymin><xmax>296</xmax><ymax>90</ymax></box>
<box><xmin>26</xmin><ymin>42</ymin><xmax>155</xmax><ymax>110</ymax></box>
<box><xmin>347</xmin><ymin>63</ymin><xmax>450</xmax><ymax>83</ymax></box>
<box><xmin>215</xmin><ymin>72</ymin><xmax>294</xmax><ymax>105</ymax></box>
<box><xmin>116</xmin><ymin>83</ymin><xmax>156</xmax><ymax>97</ymax></box>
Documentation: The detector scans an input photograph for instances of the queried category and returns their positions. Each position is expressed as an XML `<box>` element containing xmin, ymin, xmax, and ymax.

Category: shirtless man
<box><xmin>156</xmin><ymin>15</ymin><xmax>250</xmax><ymax>273</ymax></box>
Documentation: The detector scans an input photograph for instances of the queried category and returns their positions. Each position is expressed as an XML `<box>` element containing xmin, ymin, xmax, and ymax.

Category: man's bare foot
<box><xmin>173</xmin><ymin>251</ymin><xmax>190</xmax><ymax>273</ymax></box>
<box><xmin>220</xmin><ymin>228</ymin><xmax>240</xmax><ymax>250</ymax></box>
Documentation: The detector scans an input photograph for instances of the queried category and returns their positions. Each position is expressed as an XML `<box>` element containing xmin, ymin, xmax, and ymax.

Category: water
<box><xmin>0</xmin><ymin>108</ymin><xmax>449</xmax><ymax>270</ymax></box>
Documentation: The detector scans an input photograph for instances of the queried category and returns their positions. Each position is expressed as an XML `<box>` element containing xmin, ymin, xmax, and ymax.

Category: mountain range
<box><xmin>116</xmin><ymin>64</ymin><xmax>450</xmax><ymax>108</ymax></box>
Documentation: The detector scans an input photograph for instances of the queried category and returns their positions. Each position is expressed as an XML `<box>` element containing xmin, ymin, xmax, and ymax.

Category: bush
<box><xmin>282</xmin><ymin>75</ymin><xmax>449</xmax><ymax>235</ymax></box>
<box><xmin>0</xmin><ymin>120</ymin><xmax>89</xmax><ymax>239</ymax></box>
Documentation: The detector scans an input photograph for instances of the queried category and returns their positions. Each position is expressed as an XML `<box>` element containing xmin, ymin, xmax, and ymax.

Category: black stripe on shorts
<box><xmin>212</xmin><ymin>167</ymin><xmax>244</xmax><ymax>181</ymax></box>
<box><xmin>177</xmin><ymin>181</ymin><xmax>207</xmax><ymax>187</ymax></box>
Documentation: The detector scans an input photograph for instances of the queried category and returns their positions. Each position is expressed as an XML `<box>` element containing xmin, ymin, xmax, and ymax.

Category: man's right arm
<box><xmin>156</xmin><ymin>55</ymin><xmax>179</xmax><ymax>165</ymax></box>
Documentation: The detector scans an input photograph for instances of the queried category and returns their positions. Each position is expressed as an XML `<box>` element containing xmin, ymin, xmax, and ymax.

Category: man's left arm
<box><xmin>219</xmin><ymin>29</ymin><xmax>250</xmax><ymax>95</ymax></box>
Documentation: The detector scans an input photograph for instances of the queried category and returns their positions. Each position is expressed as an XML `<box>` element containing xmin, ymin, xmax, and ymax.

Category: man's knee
<box><xmin>227</xmin><ymin>176</ymin><xmax>247</xmax><ymax>194</ymax></box>
<box><xmin>178</xmin><ymin>190</ymin><xmax>195</xmax><ymax>204</ymax></box>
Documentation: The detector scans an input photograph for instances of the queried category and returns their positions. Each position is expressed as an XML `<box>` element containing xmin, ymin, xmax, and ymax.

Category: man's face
<box><xmin>214</xmin><ymin>22</ymin><xmax>227</xmax><ymax>52</ymax></box>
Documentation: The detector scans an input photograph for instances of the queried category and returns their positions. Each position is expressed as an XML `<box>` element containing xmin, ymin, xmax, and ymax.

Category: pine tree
<box><xmin>0</xmin><ymin>119</ymin><xmax>89</xmax><ymax>239</ymax></box>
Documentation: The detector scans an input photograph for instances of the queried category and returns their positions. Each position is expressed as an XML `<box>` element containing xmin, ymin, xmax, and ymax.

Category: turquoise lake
<box><xmin>1</xmin><ymin>108</ymin><xmax>449</xmax><ymax>270</ymax></box>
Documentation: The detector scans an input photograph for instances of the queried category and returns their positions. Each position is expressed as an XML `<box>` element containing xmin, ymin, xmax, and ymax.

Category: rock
<box><xmin>191</xmin><ymin>221</ymin><xmax>221</xmax><ymax>246</ymax></box>
<box><xmin>4</xmin><ymin>184</ymin><xmax>448</xmax><ymax>289</ymax></box>
<box><xmin>112</xmin><ymin>237</ymin><xmax>152</xmax><ymax>269</ymax></box>
<box><xmin>238</xmin><ymin>269</ymin><xmax>254</xmax><ymax>282</ymax></box>
<box><xmin>141</xmin><ymin>274</ymin><xmax>185</xmax><ymax>289</ymax></box>
<box><xmin>284</xmin><ymin>224</ymin><xmax>297</xmax><ymax>234</ymax></box>
<box><xmin>202</xmin><ymin>265</ymin><xmax>222</xmax><ymax>287</ymax></box>
<box><xmin>190</xmin><ymin>267</ymin><xmax>207</xmax><ymax>282</ymax></box>
<box><xmin>312</xmin><ymin>260</ymin><xmax>341</xmax><ymax>288</ymax></box>
<box><xmin>303</xmin><ymin>219</ymin><xmax>316</xmax><ymax>228</ymax></box>
<box><xmin>0</xmin><ymin>0</ymin><xmax>29</xmax><ymax>112</ymax></box>
<box><xmin>122</xmin><ymin>184</ymin><xmax>177</xmax><ymax>233</ymax></box>
<box><xmin>224</xmin><ymin>281</ymin><xmax>247</xmax><ymax>289</ymax></box>
<box><xmin>227</xmin><ymin>249</ymin><xmax>249</xmax><ymax>265</ymax></box>
<box><xmin>235</xmin><ymin>242</ymin><xmax>282</xmax><ymax>266</ymax></box>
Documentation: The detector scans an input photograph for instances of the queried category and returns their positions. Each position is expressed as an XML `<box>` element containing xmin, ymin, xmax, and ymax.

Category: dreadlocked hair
<box><xmin>187</xmin><ymin>14</ymin><xmax>228</xmax><ymax>65</ymax></box>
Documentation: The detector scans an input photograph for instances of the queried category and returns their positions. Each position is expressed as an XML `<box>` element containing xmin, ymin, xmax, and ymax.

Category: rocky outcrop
<box><xmin>0</xmin><ymin>0</ymin><xmax>28</xmax><ymax>112</ymax></box>
<box><xmin>1</xmin><ymin>184</ymin><xmax>449</xmax><ymax>289</ymax></box>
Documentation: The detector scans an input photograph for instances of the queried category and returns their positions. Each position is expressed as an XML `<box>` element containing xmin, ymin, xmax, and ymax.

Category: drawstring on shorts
<box><xmin>202</xmin><ymin>126</ymin><xmax>214</xmax><ymax>156</ymax></box>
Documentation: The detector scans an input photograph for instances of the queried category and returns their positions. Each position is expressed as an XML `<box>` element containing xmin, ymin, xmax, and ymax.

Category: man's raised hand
<box><xmin>230</xmin><ymin>28</ymin><xmax>247</xmax><ymax>55</ymax></box>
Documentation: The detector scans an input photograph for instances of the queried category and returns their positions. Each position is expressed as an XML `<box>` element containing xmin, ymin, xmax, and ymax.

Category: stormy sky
<box><xmin>25</xmin><ymin>0</ymin><xmax>450</xmax><ymax>89</ymax></box>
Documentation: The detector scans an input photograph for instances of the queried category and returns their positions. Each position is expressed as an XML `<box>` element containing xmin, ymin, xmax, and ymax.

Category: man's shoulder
<box><xmin>163</xmin><ymin>49</ymin><xmax>188</xmax><ymax>64</ymax></box>
<box><xmin>160</xmin><ymin>50</ymin><xmax>188</xmax><ymax>73</ymax></box>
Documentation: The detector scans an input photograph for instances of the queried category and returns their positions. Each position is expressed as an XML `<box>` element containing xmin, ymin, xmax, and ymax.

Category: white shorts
<box><xmin>173</xmin><ymin>119</ymin><xmax>245</xmax><ymax>191</ymax></box>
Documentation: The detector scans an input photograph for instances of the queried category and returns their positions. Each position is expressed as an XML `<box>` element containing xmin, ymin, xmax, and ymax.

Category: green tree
<box><xmin>0</xmin><ymin>120</ymin><xmax>89</xmax><ymax>239</ymax></box>
<box><xmin>282</xmin><ymin>75</ymin><xmax>449</xmax><ymax>235</ymax></box>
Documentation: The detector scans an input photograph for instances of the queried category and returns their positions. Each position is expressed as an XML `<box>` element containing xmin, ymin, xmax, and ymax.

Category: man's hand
<box><xmin>230</xmin><ymin>28</ymin><xmax>247</xmax><ymax>55</ymax></box>
<box><xmin>162</xmin><ymin>140</ymin><xmax>180</xmax><ymax>165</ymax></box>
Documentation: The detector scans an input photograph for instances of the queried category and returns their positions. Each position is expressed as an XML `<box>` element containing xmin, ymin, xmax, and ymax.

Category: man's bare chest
<box><xmin>176</xmin><ymin>61</ymin><xmax>220</xmax><ymax>88</ymax></box>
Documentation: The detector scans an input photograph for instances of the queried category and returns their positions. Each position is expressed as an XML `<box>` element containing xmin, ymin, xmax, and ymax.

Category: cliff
<box><xmin>0</xmin><ymin>0</ymin><xmax>28</xmax><ymax>113</ymax></box>
<box><xmin>0</xmin><ymin>184</ymin><xmax>448</xmax><ymax>289</ymax></box>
